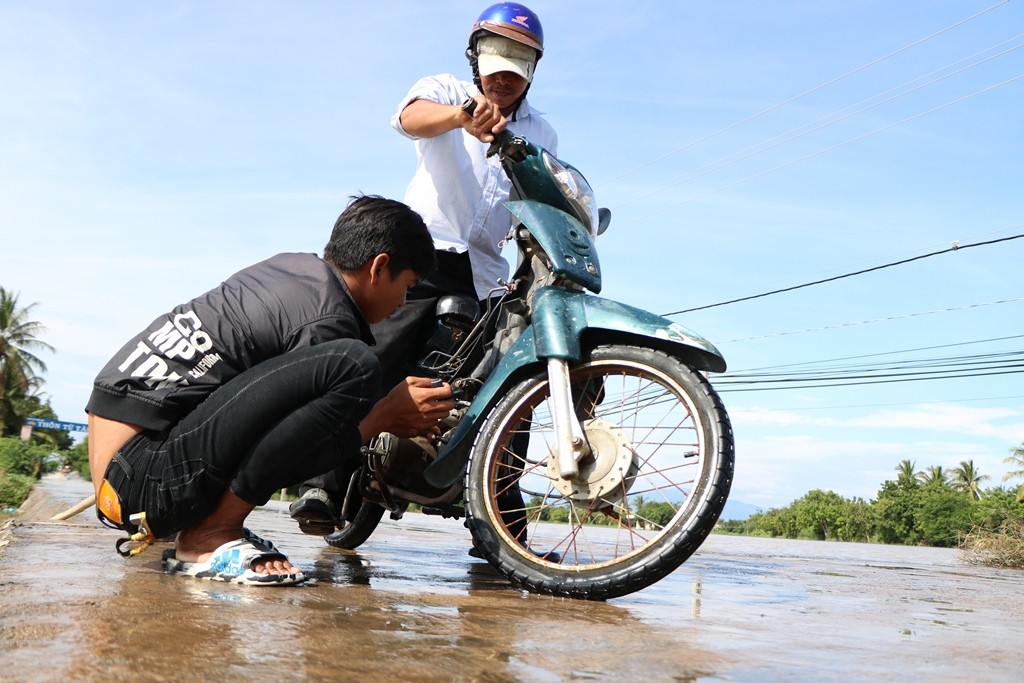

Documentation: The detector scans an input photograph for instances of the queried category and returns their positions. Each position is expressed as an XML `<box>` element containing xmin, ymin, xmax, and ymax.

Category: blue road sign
<box><xmin>24</xmin><ymin>417</ymin><xmax>88</xmax><ymax>433</ymax></box>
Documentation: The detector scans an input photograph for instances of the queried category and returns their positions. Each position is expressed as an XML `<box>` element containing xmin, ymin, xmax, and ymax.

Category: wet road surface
<box><xmin>1</xmin><ymin>477</ymin><xmax>1021</xmax><ymax>682</ymax></box>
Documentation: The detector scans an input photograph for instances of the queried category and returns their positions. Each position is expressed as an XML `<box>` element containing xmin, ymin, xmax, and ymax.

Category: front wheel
<box><xmin>465</xmin><ymin>344</ymin><xmax>734</xmax><ymax>600</ymax></box>
<box><xmin>323</xmin><ymin>501</ymin><xmax>386</xmax><ymax>550</ymax></box>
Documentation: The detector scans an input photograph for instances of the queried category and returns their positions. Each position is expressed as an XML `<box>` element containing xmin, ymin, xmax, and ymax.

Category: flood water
<box><xmin>1</xmin><ymin>477</ymin><xmax>1021</xmax><ymax>682</ymax></box>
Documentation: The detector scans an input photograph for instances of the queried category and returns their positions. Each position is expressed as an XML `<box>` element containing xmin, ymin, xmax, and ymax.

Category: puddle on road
<box><xmin>2</xmin><ymin>478</ymin><xmax>1022</xmax><ymax>682</ymax></box>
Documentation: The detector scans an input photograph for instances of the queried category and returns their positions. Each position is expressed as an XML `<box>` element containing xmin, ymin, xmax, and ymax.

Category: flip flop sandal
<box><xmin>242</xmin><ymin>527</ymin><xmax>277</xmax><ymax>552</ymax></box>
<box><xmin>164</xmin><ymin>538</ymin><xmax>304</xmax><ymax>586</ymax></box>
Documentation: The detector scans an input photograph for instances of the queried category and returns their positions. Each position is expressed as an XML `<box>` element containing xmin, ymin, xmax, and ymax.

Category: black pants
<box><xmin>102</xmin><ymin>339</ymin><xmax>381</xmax><ymax>539</ymax></box>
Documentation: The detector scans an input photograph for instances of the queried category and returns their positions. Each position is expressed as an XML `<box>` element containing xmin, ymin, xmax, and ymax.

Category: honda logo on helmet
<box><xmin>512</xmin><ymin>15</ymin><xmax>530</xmax><ymax>28</ymax></box>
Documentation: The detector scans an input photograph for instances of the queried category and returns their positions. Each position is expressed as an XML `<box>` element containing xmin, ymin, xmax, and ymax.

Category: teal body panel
<box><xmin>422</xmin><ymin>287</ymin><xmax>726</xmax><ymax>488</ymax></box>
<box><xmin>505</xmin><ymin>201</ymin><xmax>602</xmax><ymax>293</ymax></box>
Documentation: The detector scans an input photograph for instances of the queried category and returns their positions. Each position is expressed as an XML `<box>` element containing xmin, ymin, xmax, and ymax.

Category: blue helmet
<box><xmin>469</xmin><ymin>3</ymin><xmax>544</xmax><ymax>56</ymax></box>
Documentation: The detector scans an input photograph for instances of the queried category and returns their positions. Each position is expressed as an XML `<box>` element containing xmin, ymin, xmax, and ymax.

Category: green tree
<box><xmin>746</xmin><ymin>505</ymin><xmax>800</xmax><ymax>538</ymax></box>
<box><xmin>527</xmin><ymin>494</ymin><xmax>570</xmax><ymax>523</ymax></box>
<box><xmin>950</xmin><ymin>459</ymin><xmax>990</xmax><ymax>501</ymax></box>
<box><xmin>835</xmin><ymin>496</ymin><xmax>875</xmax><ymax>542</ymax></box>
<box><xmin>971</xmin><ymin>486</ymin><xmax>1024</xmax><ymax>531</ymax></box>
<box><xmin>895</xmin><ymin>459</ymin><xmax>918</xmax><ymax>484</ymax></box>
<box><xmin>635</xmin><ymin>501</ymin><xmax>676</xmax><ymax>529</ymax></box>
<box><xmin>915</xmin><ymin>482</ymin><xmax>974</xmax><ymax>547</ymax></box>
<box><xmin>1004</xmin><ymin>444</ymin><xmax>1024</xmax><ymax>502</ymax></box>
<box><xmin>793</xmin><ymin>489</ymin><xmax>846</xmax><ymax>540</ymax></box>
<box><xmin>874</xmin><ymin>476</ymin><xmax>920</xmax><ymax>545</ymax></box>
<box><xmin>716</xmin><ymin>518</ymin><xmax>746</xmax><ymax>534</ymax></box>
<box><xmin>66</xmin><ymin>438</ymin><xmax>90</xmax><ymax>480</ymax></box>
<box><xmin>0</xmin><ymin>288</ymin><xmax>53</xmax><ymax>436</ymax></box>
<box><xmin>917</xmin><ymin>465</ymin><xmax>949</xmax><ymax>487</ymax></box>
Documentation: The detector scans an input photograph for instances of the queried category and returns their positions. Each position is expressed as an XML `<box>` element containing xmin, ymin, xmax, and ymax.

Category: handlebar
<box><xmin>460</xmin><ymin>98</ymin><xmax>515</xmax><ymax>158</ymax></box>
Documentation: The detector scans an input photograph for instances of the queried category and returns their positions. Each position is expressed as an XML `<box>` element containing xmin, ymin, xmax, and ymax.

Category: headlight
<box><xmin>542</xmin><ymin>151</ymin><xmax>600</xmax><ymax>236</ymax></box>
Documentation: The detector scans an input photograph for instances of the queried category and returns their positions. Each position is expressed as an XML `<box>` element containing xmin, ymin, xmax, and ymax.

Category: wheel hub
<box><xmin>547</xmin><ymin>418</ymin><xmax>639</xmax><ymax>506</ymax></box>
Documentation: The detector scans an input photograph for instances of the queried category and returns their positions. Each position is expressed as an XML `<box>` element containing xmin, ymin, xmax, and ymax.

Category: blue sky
<box><xmin>2</xmin><ymin>1</ymin><xmax>1022</xmax><ymax>509</ymax></box>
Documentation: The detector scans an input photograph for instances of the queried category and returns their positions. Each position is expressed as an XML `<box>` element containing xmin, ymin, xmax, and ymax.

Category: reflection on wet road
<box><xmin>1</xmin><ymin>478</ymin><xmax>1021</xmax><ymax>682</ymax></box>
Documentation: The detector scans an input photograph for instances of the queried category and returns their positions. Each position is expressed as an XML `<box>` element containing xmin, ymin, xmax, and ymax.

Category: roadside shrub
<box><xmin>0</xmin><ymin>437</ymin><xmax>52</xmax><ymax>479</ymax></box>
<box><xmin>66</xmin><ymin>440</ymin><xmax>91</xmax><ymax>480</ymax></box>
<box><xmin>635</xmin><ymin>501</ymin><xmax>676</xmax><ymax>529</ymax></box>
<box><xmin>960</xmin><ymin>517</ymin><xmax>1024</xmax><ymax>569</ymax></box>
<box><xmin>0</xmin><ymin>470</ymin><xmax>35</xmax><ymax>508</ymax></box>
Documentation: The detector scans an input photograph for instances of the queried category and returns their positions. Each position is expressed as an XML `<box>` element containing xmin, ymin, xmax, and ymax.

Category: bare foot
<box><xmin>173</xmin><ymin>490</ymin><xmax>298</xmax><ymax>578</ymax></box>
<box><xmin>175</xmin><ymin>528</ymin><xmax>299</xmax><ymax>577</ymax></box>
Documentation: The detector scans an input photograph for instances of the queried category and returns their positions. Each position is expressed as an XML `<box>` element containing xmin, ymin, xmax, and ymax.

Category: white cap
<box><xmin>476</xmin><ymin>34</ymin><xmax>537</xmax><ymax>81</ymax></box>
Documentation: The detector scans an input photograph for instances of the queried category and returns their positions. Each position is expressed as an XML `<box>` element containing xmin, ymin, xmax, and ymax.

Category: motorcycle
<box><xmin>324</xmin><ymin>117</ymin><xmax>735</xmax><ymax>600</ymax></box>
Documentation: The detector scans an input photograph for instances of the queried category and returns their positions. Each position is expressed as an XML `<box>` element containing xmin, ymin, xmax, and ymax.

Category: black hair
<box><xmin>324</xmin><ymin>195</ymin><xmax>436</xmax><ymax>278</ymax></box>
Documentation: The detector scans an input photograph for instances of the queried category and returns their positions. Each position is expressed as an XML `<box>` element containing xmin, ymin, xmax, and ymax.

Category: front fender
<box><xmin>422</xmin><ymin>287</ymin><xmax>726</xmax><ymax>488</ymax></box>
<box><xmin>530</xmin><ymin>287</ymin><xmax>725</xmax><ymax>372</ymax></box>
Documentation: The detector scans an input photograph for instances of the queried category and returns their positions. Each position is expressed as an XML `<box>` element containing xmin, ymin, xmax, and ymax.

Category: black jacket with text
<box><xmin>85</xmin><ymin>253</ymin><xmax>374</xmax><ymax>431</ymax></box>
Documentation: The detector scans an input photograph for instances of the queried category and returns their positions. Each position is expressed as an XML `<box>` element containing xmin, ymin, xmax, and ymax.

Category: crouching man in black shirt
<box><xmin>85</xmin><ymin>195</ymin><xmax>454</xmax><ymax>586</ymax></box>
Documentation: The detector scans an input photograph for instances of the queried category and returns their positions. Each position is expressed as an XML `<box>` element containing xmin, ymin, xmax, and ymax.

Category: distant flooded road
<box><xmin>1</xmin><ymin>477</ymin><xmax>1021</xmax><ymax>682</ymax></box>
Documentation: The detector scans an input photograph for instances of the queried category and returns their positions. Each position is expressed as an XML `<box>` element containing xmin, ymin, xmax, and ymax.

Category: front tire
<box><xmin>323</xmin><ymin>501</ymin><xmax>386</xmax><ymax>550</ymax></box>
<box><xmin>465</xmin><ymin>344</ymin><xmax>734</xmax><ymax>600</ymax></box>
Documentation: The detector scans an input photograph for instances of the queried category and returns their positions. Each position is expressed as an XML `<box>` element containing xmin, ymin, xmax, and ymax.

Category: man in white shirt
<box><xmin>291</xmin><ymin>4</ymin><xmax>557</xmax><ymax>556</ymax></box>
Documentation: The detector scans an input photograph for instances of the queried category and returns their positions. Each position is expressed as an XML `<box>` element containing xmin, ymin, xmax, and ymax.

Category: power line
<box><xmin>724</xmin><ymin>350</ymin><xmax>1024</xmax><ymax>380</ymax></box>
<box><xmin>714</xmin><ymin>340</ymin><xmax>1024</xmax><ymax>392</ymax></box>
<box><xmin>663</xmin><ymin>232</ymin><xmax>1024</xmax><ymax>316</ymax></box>
<box><xmin>716</xmin><ymin>365</ymin><xmax>1024</xmax><ymax>392</ymax></box>
<box><xmin>733</xmin><ymin>334</ymin><xmax>1024</xmax><ymax>370</ymax></box>
<box><xmin>733</xmin><ymin>394</ymin><xmax>1024</xmax><ymax>413</ymax></box>
<box><xmin>722</xmin><ymin>299</ymin><xmax>1024</xmax><ymax>343</ymax></box>
<box><xmin>597</xmin><ymin>1</ymin><xmax>1010</xmax><ymax>188</ymax></box>
<box><xmin>614</xmin><ymin>35</ymin><xmax>1024</xmax><ymax>209</ymax></box>
<box><xmin>618</xmin><ymin>72</ymin><xmax>1024</xmax><ymax>228</ymax></box>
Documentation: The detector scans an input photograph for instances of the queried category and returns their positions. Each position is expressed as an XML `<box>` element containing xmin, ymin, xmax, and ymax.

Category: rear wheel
<box><xmin>465</xmin><ymin>344</ymin><xmax>733</xmax><ymax>600</ymax></box>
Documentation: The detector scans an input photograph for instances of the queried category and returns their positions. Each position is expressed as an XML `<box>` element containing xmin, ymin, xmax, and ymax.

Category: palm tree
<box><xmin>895</xmin><ymin>459</ymin><xmax>918</xmax><ymax>482</ymax></box>
<box><xmin>0</xmin><ymin>288</ymin><xmax>53</xmax><ymax>435</ymax></box>
<box><xmin>1004</xmin><ymin>444</ymin><xmax>1024</xmax><ymax>502</ymax></box>
<box><xmin>917</xmin><ymin>465</ymin><xmax>949</xmax><ymax>486</ymax></box>
<box><xmin>950</xmin><ymin>459</ymin><xmax>990</xmax><ymax>500</ymax></box>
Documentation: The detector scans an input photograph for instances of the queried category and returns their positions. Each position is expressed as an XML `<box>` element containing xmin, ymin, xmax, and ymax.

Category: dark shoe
<box><xmin>289</xmin><ymin>488</ymin><xmax>337</xmax><ymax>536</ymax></box>
<box><xmin>467</xmin><ymin>544</ymin><xmax>561</xmax><ymax>563</ymax></box>
<box><xmin>529</xmin><ymin>548</ymin><xmax>561</xmax><ymax>563</ymax></box>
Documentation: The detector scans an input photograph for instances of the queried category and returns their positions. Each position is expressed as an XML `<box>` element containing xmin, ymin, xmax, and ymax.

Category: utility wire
<box><xmin>722</xmin><ymin>298</ymin><xmax>1024</xmax><ymax>343</ymax></box>
<box><xmin>715</xmin><ymin>365</ymin><xmax>1024</xmax><ymax>392</ymax></box>
<box><xmin>713</xmin><ymin>338</ymin><xmax>1024</xmax><ymax>392</ymax></box>
<box><xmin>597</xmin><ymin>1</ymin><xmax>1009</xmax><ymax>187</ymax></box>
<box><xmin>723</xmin><ymin>350</ymin><xmax>1024</xmax><ymax>380</ymax></box>
<box><xmin>663</xmin><ymin>231</ymin><xmax>1024</xmax><ymax>316</ymax></box>
<box><xmin>615</xmin><ymin>36</ymin><xmax>1024</xmax><ymax>209</ymax></box>
<box><xmin>619</xmin><ymin>72</ymin><xmax>1024</xmax><ymax>229</ymax></box>
<box><xmin>735</xmin><ymin>333</ymin><xmax>1024</xmax><ymax>370</ymax></box>
<box><xmin>736</xmin><ymin>394</ymin><xmax>1024</xmax><ymax>413</ymax></box>
<box><xmin>663</xmin><ymin>222</ymin><xmax>1024</xmax><ymax>316</ymax></box>
<box><xmin>716</xmin><ymin>368</ymin><xmax>1024</xmax><ymax>392</ymax></box>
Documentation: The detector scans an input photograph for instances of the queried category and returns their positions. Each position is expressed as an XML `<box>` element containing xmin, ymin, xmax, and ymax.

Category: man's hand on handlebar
<box><xmin>459</xmin><ymin>95</ymin><xmax>507</xmax><ymax>143</ymax></box>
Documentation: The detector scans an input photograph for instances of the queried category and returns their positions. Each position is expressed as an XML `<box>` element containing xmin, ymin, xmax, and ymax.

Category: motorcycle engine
<box><xmin>373</xmin><ymin>432</ymin><xmax>438</xmax><ymax>492</ymax></box>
